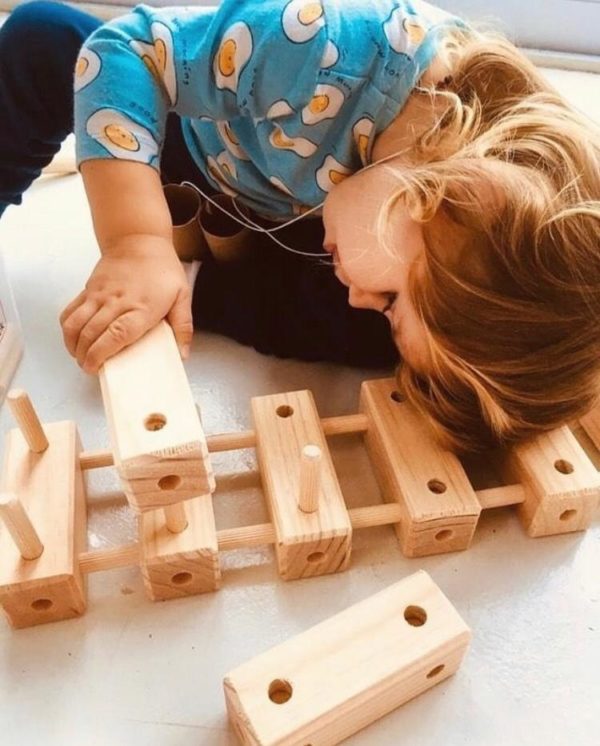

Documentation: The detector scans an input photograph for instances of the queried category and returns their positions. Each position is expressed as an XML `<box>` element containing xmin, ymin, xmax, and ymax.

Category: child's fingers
<box><xmin>82</xmin><ymin>310</ymin><xmax>150</xmax><ymax>373</ymax></box>
<box><xmin>59</xmin><ymin>290</ymin><xmax>87</xmax><ymax>327</ymax></box>
<box><xmin>74</xmin><ymin>302</ymin><xmax>124</xmax><ymax>367</ymax></box>
<box><xmin>166</xmin><ymin>289</ymin><xmax>194</xmax><ymax>359</ymax></box>
<box><xmin>61</xmin><ymin>297</ymin><xmax>101</xmax><ymax>357</ymax></box>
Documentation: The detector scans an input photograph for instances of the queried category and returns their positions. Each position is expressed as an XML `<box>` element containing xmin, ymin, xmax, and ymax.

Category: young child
<box><xmin>1</xmin><ymin>0</ymin><xmax>599</xmax><ymax>453</ymax></box>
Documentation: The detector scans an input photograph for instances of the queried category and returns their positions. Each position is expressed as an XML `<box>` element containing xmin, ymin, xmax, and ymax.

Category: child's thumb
<box><xmin>167</xmin><ymin>293</ymin><xmax>194</xmax><ymax>360</ymax></box>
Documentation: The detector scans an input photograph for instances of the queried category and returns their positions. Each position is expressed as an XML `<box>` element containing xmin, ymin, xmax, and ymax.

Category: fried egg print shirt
<box><xmin>74</xmin><ymin>0</ymin><xmax>464</xmax><ymax>219</ymax></box>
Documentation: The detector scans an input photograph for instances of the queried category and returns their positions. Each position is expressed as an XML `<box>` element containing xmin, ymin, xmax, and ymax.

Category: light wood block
<box><xmin>99</xmin><ymin>321</ymin><xmax>215</xmax><ymax>513</ymax></box>
<box><xmin>360</xmin><ymin>378</ymin><xmax>481</xmax><ymax>557</ymax></box>
<box><xmin>224</xmin><ymin>570</ymin><xmax>471</xmax><ymax>746</ymax></box>
<box><xmin>505</xmin><ymin>426</ymin><xmax>600</xmax><ymax>537</ymax></box>
<box><xmin>580</xmin><ymin>405</ymin><xmax>600</xmax><ymax>452</ymax></box>
<box><xmin>0</xmin><ymin>422</ymin><xmax>87</xmax><ymax>628</ymax></box>
<box><xmin>251</xmin><ymin>390</ymin><xmax>351</xmax><ymax>580</ymax></box>
<box><xmin>140</xmin><ymin>495</ymin><xmax>221</xmax><ymax>601</ymax></box>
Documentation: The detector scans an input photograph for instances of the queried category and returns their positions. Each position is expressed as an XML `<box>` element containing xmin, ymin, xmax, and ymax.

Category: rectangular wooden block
<box><xmin>0</xmin><ymin>421</ymin><xmax>87</xmax><ymax>628</ymax></box>
<box><xmin>505</xmin><ymin>426</ymin><xmax>600</xmax><ymax>537</ymax></box>
<box><xmin>360</xmin><ymin>378</ymin><xmax>481</xmax><ymax>557</ymax></box>
<box><xmin>224</xmin><ymin>570</ymin><xmax>471</xmax><ymax>746</ymax></box>
<box><xmin>99</xmin><ymin>321</ymin><xmax>215</xmax><ymax>513</ymax></box>
<box><xmin>251</xmin><ymin>390</ymin><xmax>351</xmax><ymax>580</ymax></box>
<box><xmin>140</xmin><ymin>495</ymin><xmax>221</xmax><ymax>601</ymax></box>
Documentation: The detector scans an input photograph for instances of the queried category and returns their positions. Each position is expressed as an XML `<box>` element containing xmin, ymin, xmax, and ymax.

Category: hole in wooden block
<box><xmin>390</xmin><ymin>390</ymin><xmax>406</xmax><ymax>403</ymax></box>
<box><xmin>404</xmin><ymin>605</ymin><xmax>427</xmax><ymax>627</ymax></box>
<box><xmin>276</xmin><ymin>405</ymin><xmax>294</xmax><ymax>418</ymax></box>
<box><xmin>554</xmin><ymin>459</ymin><xmax>574</xmax><ymax>475</ymax></box>
<box><xmin>144</xmin><ymin>413</ymin><xmax>167</xmax><ymax>431</ymax></box>
<box><xmin>158</xmin><ymin>474</ymin><xmax>182</xmax><ymax>490</ymax></box>
<box><xmin>171</xmin><ymin>571</ymin><xmax>193</xmax><ymax>585</ymax></box>
<box><xmin>427</xmin><ymin>479</ymin><xmax>447</xmax><ymax>494</ymax></box>
<box><xmin>268</xmin><ymin>679</ymin><xmax>293</xmax><ymax>704</ymax></box>
<box><xmin>31</xmin><ymin>598</ymin><xmax>53</xmax><ymax>611</ymax></box>
<box><xmin>435</xmin><ymin>529</ymin><xmax>453</xmax><ymax>542</ymax></box>
<box><xmin>559</xmin><ymin>509</ymin><xmax>577</xmax><ymax>521</ymax></box>
<box><xmin>427</xmin><ymin>664</ymin><xmax>445</xmax><ymax>679</ymax></box>
<box><xmin>307</xmin><ymin>551</ymin><xmax>325</xmax><ymax>563</ymax></box>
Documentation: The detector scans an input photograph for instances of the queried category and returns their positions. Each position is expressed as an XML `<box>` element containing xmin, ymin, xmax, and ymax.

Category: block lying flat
<box><xmin>224</xmin><ymin>570</ymin><xmax>470</xmax><ymax>745</ymax></box>
<box><xmin>360</xmin><ymin>378</ymin><xmax>481</xmax><ymax>557</ymax></box>
<box><xmin>251</xmin><ymin>389</ymin><xmax>351</xmax><ymax>580</ymax></box>
<box><xmin>0</xmin><ymin>422</ymin><xmax>87</xmax><ymax>628</ymax></box>
<box><xmin>100</xmin><ymin>321</ymin><xmax>215</xmax><ymax>513</ymax></box>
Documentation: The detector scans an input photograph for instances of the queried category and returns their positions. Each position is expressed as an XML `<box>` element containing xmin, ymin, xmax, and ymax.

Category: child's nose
<box><xmin>348</xmin><ymin>286</ymin><xmax>382</xmax><ymax>311</ymax></box>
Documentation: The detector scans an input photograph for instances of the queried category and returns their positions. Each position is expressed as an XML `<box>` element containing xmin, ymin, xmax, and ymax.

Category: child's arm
<box><xmin>59</xmin><ymin>159</ymin><xmax>192</xmax><ymax>373</ymax></box>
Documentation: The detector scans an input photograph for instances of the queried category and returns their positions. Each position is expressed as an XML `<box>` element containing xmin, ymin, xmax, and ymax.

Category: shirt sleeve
<box><xmin>74</xmin><ymin>1</ymin><xmax>327</xmax><ymax>170</ymax></box>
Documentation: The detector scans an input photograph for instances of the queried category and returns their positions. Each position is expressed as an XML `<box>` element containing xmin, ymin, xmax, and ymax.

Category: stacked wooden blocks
<box><xmin>1</xmin><ymin>322</ymin><xmax>599</xmax><ymax>630</ymax></box>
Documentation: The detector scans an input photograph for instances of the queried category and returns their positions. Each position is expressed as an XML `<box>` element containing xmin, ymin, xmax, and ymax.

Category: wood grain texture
<box><xmin>360</xmin><ymin>378</ymin><xmax>481</xmax><ymax>557</ymax></box>
<box><xmin>505</xmin><ymin>425</ymin><xmax>600</xmax><ymax>537</ymax></box>
<box><xmin>140</xmin><ymin>495</ymin><xmax>221</xmax><ymax>601</ymax></box>
<box><xmin>99</xmin><ymin>321</ymin><xmax>215</xmax><ymax>513</ymax></box>
<box><xmin>580</xmin><ymin>404</ymin><xmax>600</xmax><ymax>452</ymax></box>
<box><xmin>251</xmin><ymin>390</ymin><xmax>351</xmax><ymax>580</ymax></box>
<box><xmin>224</xmin><ymin>570</ymin><xmax>470</xmax><ymax>746</ymax></box>
<box><xmin>0</xmin><ymin>422</ymin><xmax>87</xmax><ymax>628</ymax></box>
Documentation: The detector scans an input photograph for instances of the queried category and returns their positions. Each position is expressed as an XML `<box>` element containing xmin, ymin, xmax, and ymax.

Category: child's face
<box><xmin>322</xmin><ymin>164</ymin><xmax>431</xmax><ymax>371</ymax></box>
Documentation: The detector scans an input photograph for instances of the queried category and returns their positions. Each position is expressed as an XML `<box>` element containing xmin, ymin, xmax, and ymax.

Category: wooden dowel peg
<box><xmin>6</xmin><ymin>389</ymin><xmax>49</xmax><ymax>453</ymax></box>
<box><xmin>0</xmin><ymin>492</ymin><xmax>44</xmax><ymax>560</ymax></box>
<box><xmin>164</xmin><ymin>502</ymin><xmax>188</xmax><ymax>533</ymax></box>
<box><xmin>298</xmin><ymin>444</ymin><xmax>322</xmax><ymax>514</ymax></box>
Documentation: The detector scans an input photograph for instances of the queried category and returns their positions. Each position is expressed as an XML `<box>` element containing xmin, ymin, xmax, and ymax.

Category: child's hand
<box><xmin>59</xmin><ymin>236</ymin><xmax>192</xmax><ymax>373</ymax></box>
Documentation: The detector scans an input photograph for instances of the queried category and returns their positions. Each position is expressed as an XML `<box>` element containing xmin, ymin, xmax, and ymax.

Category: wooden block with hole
<box><xmin>140</xmin><ymin>495</ymin><xmax>221</xmax><ymax>601</ymax></box>
<box><xmin>224</xmin><ymin>570</ymin><xmax>470</xmax><ymax>746</ymax></box>
<box><xmin>503</xmin><ymin>426</ymin><xmax>600</xmax><ymax>537</ymax></box>
<box><xmin>250</xmin><ymin>390</ymin><xmax>351</xmax><ymax>580</ymax></box>
<box><xmin>0</xmin><ymin>422</ymin><xmax>87</xmax><ymax>628</ymax></box>
<box><xmin>99</xmin><ymin>321</ymin><xmax>215</xmax><ymax>513</ymax></box>
<box><xmin>360</xmin><ymin>378</ymin><xmax>481</xmax><ymax>558</ymax></box>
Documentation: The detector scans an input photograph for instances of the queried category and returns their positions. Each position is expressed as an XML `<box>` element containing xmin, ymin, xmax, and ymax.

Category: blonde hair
<box><xmin>380</xmin><ymin>29</ymin><xmax>600</xmax><ymax>453</ymax></box>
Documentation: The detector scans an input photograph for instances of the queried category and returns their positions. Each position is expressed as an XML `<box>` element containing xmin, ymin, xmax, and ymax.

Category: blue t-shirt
<box><xmin>74</xmin><ymin>0</ymin><xmax>463</xmax><ymax>218</ymax></box>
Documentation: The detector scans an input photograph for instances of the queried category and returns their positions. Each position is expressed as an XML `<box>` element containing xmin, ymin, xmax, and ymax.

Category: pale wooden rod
<box><xmin>163</xmin><ymin>503</ymin><xmax>188</xmax><ymax>533</ymax></box>
<box><xmin>78</xmin><ymin>503</ymin><xmax>406</xmax><ymax>574</ymax></box>
<box><xmin>6</xmin><ymin>389</ymin><xmax>49</xmax><ymax>453</ymax></box>
<box><xmin>0</xmin><ymin>492</ymin><xmax>45</xmax><ymax>560</ymax></box>
<box><xmin>77</xmin><ymin>488</ymin><xmax>530</xmax><ymax>575</ymax></box>
<box><xmin>77</xmin><ymin>413</ymin><xmax>371</xmax><ymax>470</ymax></box>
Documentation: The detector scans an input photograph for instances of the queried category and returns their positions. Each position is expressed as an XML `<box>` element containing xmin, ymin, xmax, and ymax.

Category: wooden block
<box><xmin>504</xmin><ymin>426</ymin><xmax>600</xmax><ymax>537</ymax></box>
<box><xmin>360</xmin><ymin>378</ymin><xmax>481</xmax><ymax>557</ymax></box>
<box><xmin>251</xmin><ymin>390</ymin><xmax>351</xmax><ymax>580</ymax></box>
<box><xmin>99</xmin><ymin>321</ymin><xmax>215</xmax><ymax>513</ymax></box>
<box><xmin>580</xmin><ymin>405</ymin><xmax>600</xmax><ymax>452</ymax></box>
<box><xmin>0</xmin><ymin>422</ymin><xmax>87</xmax><ymax>628</ymax></box>
<box><xmin>224</xmin><ymin>570</ymin><xmax>471</xmax><ymax>746</ymax></box>
<box><xmin>140</xmin><ymin>495</ymin><xmax>221</xmax><ymax>601</ymax></box>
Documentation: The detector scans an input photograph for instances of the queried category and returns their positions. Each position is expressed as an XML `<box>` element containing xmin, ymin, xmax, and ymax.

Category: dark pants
<box><xmin>0</xmin><ymin>0</ymin><xmax>398</xmax><ymax>368</ymax></box>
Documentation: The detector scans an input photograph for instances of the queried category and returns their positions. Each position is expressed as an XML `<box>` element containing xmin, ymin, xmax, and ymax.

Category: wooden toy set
<box><xmin>1</xmin><ymin>319</ymin><xmax>599</xmax><ymax>632</ymax></box>
<box><xmin>1</xmin><ymin>320</ymin><xmax>599</xmax><ymax>743</ymax></box>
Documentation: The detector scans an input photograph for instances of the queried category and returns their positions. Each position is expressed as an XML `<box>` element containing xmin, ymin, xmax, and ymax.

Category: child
<box><xmin>1</xmin><ymin>0</ymin><xmax>599</xmax><ymax>453</ymax></box>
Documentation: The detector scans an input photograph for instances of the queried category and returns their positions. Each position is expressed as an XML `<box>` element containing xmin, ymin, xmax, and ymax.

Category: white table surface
<box><xmin>0</xmin><ymin>68</ymin><xmax>599</xmax><ymax>746</ymax></box>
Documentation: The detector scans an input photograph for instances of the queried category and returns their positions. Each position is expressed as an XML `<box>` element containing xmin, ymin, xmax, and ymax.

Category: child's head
<box><xmin>324</xmin><ymin>30</ymin><xmax>600</xmax><ymax>453</ymax></box>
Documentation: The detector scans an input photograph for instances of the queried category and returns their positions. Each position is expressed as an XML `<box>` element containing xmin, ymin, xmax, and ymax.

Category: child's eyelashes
<box><xmin>382</xmin><ymin>292</ymin><xmax>398</xmax><ymax>314</ymax></box>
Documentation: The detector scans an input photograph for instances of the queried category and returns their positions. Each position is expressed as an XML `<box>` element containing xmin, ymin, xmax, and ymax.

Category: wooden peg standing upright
<box><xmin>0</xmin><ymin>492</ymin><xmax>44</xmax><ymax>560</ymax></box>
<box><xmin>7</xmin><ymin>389</ymin><xmax>48</xmax><ymax>453</ymax></box>
<box><xmin>298</xmin><ymin>444</ymin><xmax>322</xmax><ymax>514</ymax></box>
<box><xmin>360</xmin><ymin>378</ymin><xmax>481</xmax><ymax>557</ymax></box>
<box><xmin>503</xmin><ymin>425</ymin><xmax>600</xmax><ymax>537</ymax></box>
<box><xmin>224</xmin><ymin>570</ymin><xmax>471</xmax><ymax>746</ymax></box>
